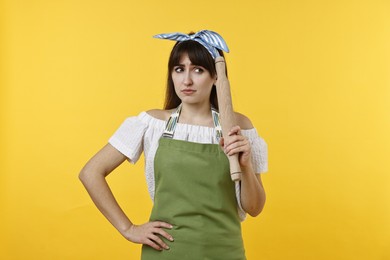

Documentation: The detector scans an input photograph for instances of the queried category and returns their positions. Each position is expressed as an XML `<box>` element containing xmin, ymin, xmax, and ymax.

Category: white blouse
<box><xmin>108</xmin><ymin>111</ymin><xmax>268</xmax><ymax>221</ymax></box>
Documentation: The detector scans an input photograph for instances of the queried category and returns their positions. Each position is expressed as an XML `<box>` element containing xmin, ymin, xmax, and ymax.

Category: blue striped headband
<box><xmin>153</xmin><ymin>30</ymin><xmax>229</xmax><ymax>59</ymax></box>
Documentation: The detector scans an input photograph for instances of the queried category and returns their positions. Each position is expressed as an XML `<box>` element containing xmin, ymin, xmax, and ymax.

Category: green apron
<box><xmin>141</xmin><ymin>105</ymin><xmax>246</xmax><ymax>260</ymax></box>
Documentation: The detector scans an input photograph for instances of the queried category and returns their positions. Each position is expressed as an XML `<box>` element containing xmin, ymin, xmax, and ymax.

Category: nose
<box><xmin>183</xmin><ymin>71</ymin><xmax>193</xmax><ymax>86</ymax></box>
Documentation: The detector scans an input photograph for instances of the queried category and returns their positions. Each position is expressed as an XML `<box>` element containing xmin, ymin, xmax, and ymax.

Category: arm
<box><xmin>221</xmin><ymin>119</ymin><xmax>266</xmax><ymax>217</ymax></box>
<box><xmin>79</xmin><ymin>144</ymin><xmax>173</xmax><ymax>250</ymax></box>
<box><xmin>240</xmin><ymin>158</ymin><xmax>266</xmax><ymax>217</ymax></box>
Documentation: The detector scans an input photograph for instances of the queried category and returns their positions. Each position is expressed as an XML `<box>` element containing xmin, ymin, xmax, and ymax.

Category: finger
<box><xmin>226</xmin><ymin>133</ymin><xmax>245</xmax><ymax>143</ymax></box>
<box><xmin>224</xmin><ymin>136</ymin><xmax>246</xmax><ymax>150</ymax></box>
<box><xmin>227</xmin><ymin>146</ymin><xmax>247</xmax><ymax>156</ymax></box>
<box><xmin>150</xmin><ymin>234</ymin><xmax>170</xmax><ymax>250</ymax></box>
<box><xmin>219</xmin><ymin>137</ymin><xmax>225</xmax><ymax>148</ymax></box>
<box><xmin>226</xmin><ymin>140</ymin><xmax>250</xmax><ymax>155</ymax></box>
<box><xmin>154</xmin><ymin>228</ymin><xmax>174</xmax><ymax>242</ymax></box>
<box><xmin>153</xmin><ymin>221</ymin><xmax>173</xmax><ymax>229</ymax></box>
<box><xmin>229</xmin><ymin>125</ymin><xmax>241</xmax><ymax>132</ymax></box>
<box><xmin>145</xmin><ymin>239</ymin><xmax>163</xmax><ymax>251</ymax></box>
<box><xmin>225</xmin><ymin>141</ymin><xmax>246</xmax><ymax>154</ymax></box>
<box><xmin>228</xmin><ymin>141</ymin><xmax>251</xmax><ymax>156</ymax></box>
<box><xmin>228</xmin><ymin>125</ymin><xmax>241</xmax><ymax>136</ymax></box>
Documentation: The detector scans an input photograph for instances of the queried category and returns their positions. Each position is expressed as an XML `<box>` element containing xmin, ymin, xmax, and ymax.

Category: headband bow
<box><xmin>153</xmin><ymin>30</ymin><xmax>229</xmax><ymax>59</ymax></box>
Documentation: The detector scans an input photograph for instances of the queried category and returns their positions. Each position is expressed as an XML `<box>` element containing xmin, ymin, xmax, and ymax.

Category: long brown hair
<box><xmin>163</xmin><ymin>39</ymin><xmax>226</xmax><ymax>110</ymax></box>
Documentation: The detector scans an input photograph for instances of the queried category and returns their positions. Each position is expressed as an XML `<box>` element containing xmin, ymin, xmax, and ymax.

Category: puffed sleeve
<box><xmin>108</xmin><ymin>113</ymin><xmax>148</xmax><ymax>164</ymax></box>
<box><xmin>242</xmin><ymin>128</ymin><xmax>268</xmax><ymax>173</ymax></box>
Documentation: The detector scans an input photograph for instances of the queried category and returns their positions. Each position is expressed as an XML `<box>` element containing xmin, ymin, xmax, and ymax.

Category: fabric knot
<box><xmin>153</xmin><ymin>29</ymin><xmax>229</xmax><ymax>59</ymax></box>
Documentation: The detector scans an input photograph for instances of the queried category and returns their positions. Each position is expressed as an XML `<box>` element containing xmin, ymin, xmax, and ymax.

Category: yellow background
<box><xmin>1</xmin><ymin>0</ymin><xmax>389</xmax><ymax>259</ymax></box>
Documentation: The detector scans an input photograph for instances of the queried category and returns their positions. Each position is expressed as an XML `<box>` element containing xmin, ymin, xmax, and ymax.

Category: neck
<box><xmin>179</xmin><ymin>102</ymin><xmax>213</xmax><ymax>126</ymax></box>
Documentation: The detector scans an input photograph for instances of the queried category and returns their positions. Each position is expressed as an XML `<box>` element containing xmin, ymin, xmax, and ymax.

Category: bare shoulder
<box><xmin>146</xmin><ymin>109</ymin><xmax>174</xmax><ymax>121</ymax></box>
<box><xmin>234</xmin><ymin>112</ymin><xmax>254</xmax><ymax>130</ymax></box>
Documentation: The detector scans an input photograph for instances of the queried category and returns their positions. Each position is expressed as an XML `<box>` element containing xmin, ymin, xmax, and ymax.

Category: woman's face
<box><xmin>172</xmin><ymin>53</ymin><xmax>216</xmax><ymax>106</ymax></box>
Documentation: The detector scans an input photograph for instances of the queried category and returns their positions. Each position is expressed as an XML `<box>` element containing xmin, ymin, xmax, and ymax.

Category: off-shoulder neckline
<box><xmin>142</xmin><ymin>111</ymin><xmax>215</xmax><ymax>129</ymax></box>
<box><xmin>141</xmin><ymin>111</ymin><xmax>256</xmax><ymax>132</ymax></box>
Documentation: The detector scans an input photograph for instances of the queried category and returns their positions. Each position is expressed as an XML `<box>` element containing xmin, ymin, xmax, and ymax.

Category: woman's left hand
<box><xmin>219</xmin><ymin>125</ymin><xmax>252</xmax><ymax>169</ymax></box>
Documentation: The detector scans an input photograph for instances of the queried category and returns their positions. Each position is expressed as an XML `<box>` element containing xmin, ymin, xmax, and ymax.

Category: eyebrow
<box><xmin>175</xmin><ymin>63</ymin><xmax>194</xmax><ymax>66</ymax></box>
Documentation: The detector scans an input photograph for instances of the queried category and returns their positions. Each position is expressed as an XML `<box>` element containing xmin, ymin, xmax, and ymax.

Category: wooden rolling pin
<box><xmin>215</xmin><ymin>56</ymin><xmax>242</xmax><ymax>182</ymax></box>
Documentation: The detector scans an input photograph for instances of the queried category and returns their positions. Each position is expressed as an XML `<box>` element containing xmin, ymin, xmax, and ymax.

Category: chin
<box><xmin>179</xmin><ymin>96</ymin><xmax>198</xmax><ymax>103</ymax></box>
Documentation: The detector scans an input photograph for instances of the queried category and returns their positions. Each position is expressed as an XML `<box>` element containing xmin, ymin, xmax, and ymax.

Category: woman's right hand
<box><xmin>123</xmin><ymin>221</ymin><xmax>174</xmax><ymax>251</ymax></box>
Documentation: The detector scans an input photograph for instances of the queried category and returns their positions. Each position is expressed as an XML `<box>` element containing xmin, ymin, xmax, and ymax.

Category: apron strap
<box><xmin>162</xmin><ymin>104</ymin><xmax>223</xmax><ymax>141</ymax></box>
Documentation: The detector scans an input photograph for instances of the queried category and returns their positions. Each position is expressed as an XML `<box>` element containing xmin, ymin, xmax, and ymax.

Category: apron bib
<box><xmin>141</xmin><ymin>105</ymin><xmax>246</xmax><ymax>260</ymax></box>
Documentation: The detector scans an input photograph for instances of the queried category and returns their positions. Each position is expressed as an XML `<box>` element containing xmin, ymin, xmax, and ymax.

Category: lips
<box><xmin>181</xmin><ymin>89</ymin><xmax>196</xmax><ymax>95</ymax></box>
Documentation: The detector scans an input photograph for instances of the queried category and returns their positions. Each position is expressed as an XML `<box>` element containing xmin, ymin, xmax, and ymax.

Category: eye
<box><xmin>194</xmin><ymin>67</ymin><xmax>205</xmax><ymax>73</ymax></box>
<box><xmin>173</xmin><ymin>66</ymin><xmax>184</xmax><ymax>73</ymax></box>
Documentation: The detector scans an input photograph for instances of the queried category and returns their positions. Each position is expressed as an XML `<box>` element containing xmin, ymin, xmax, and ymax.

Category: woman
<box><xmin>79</xmin><ymin>30</ymin><xmax>268</xmax><ymax>259</ymax></box>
